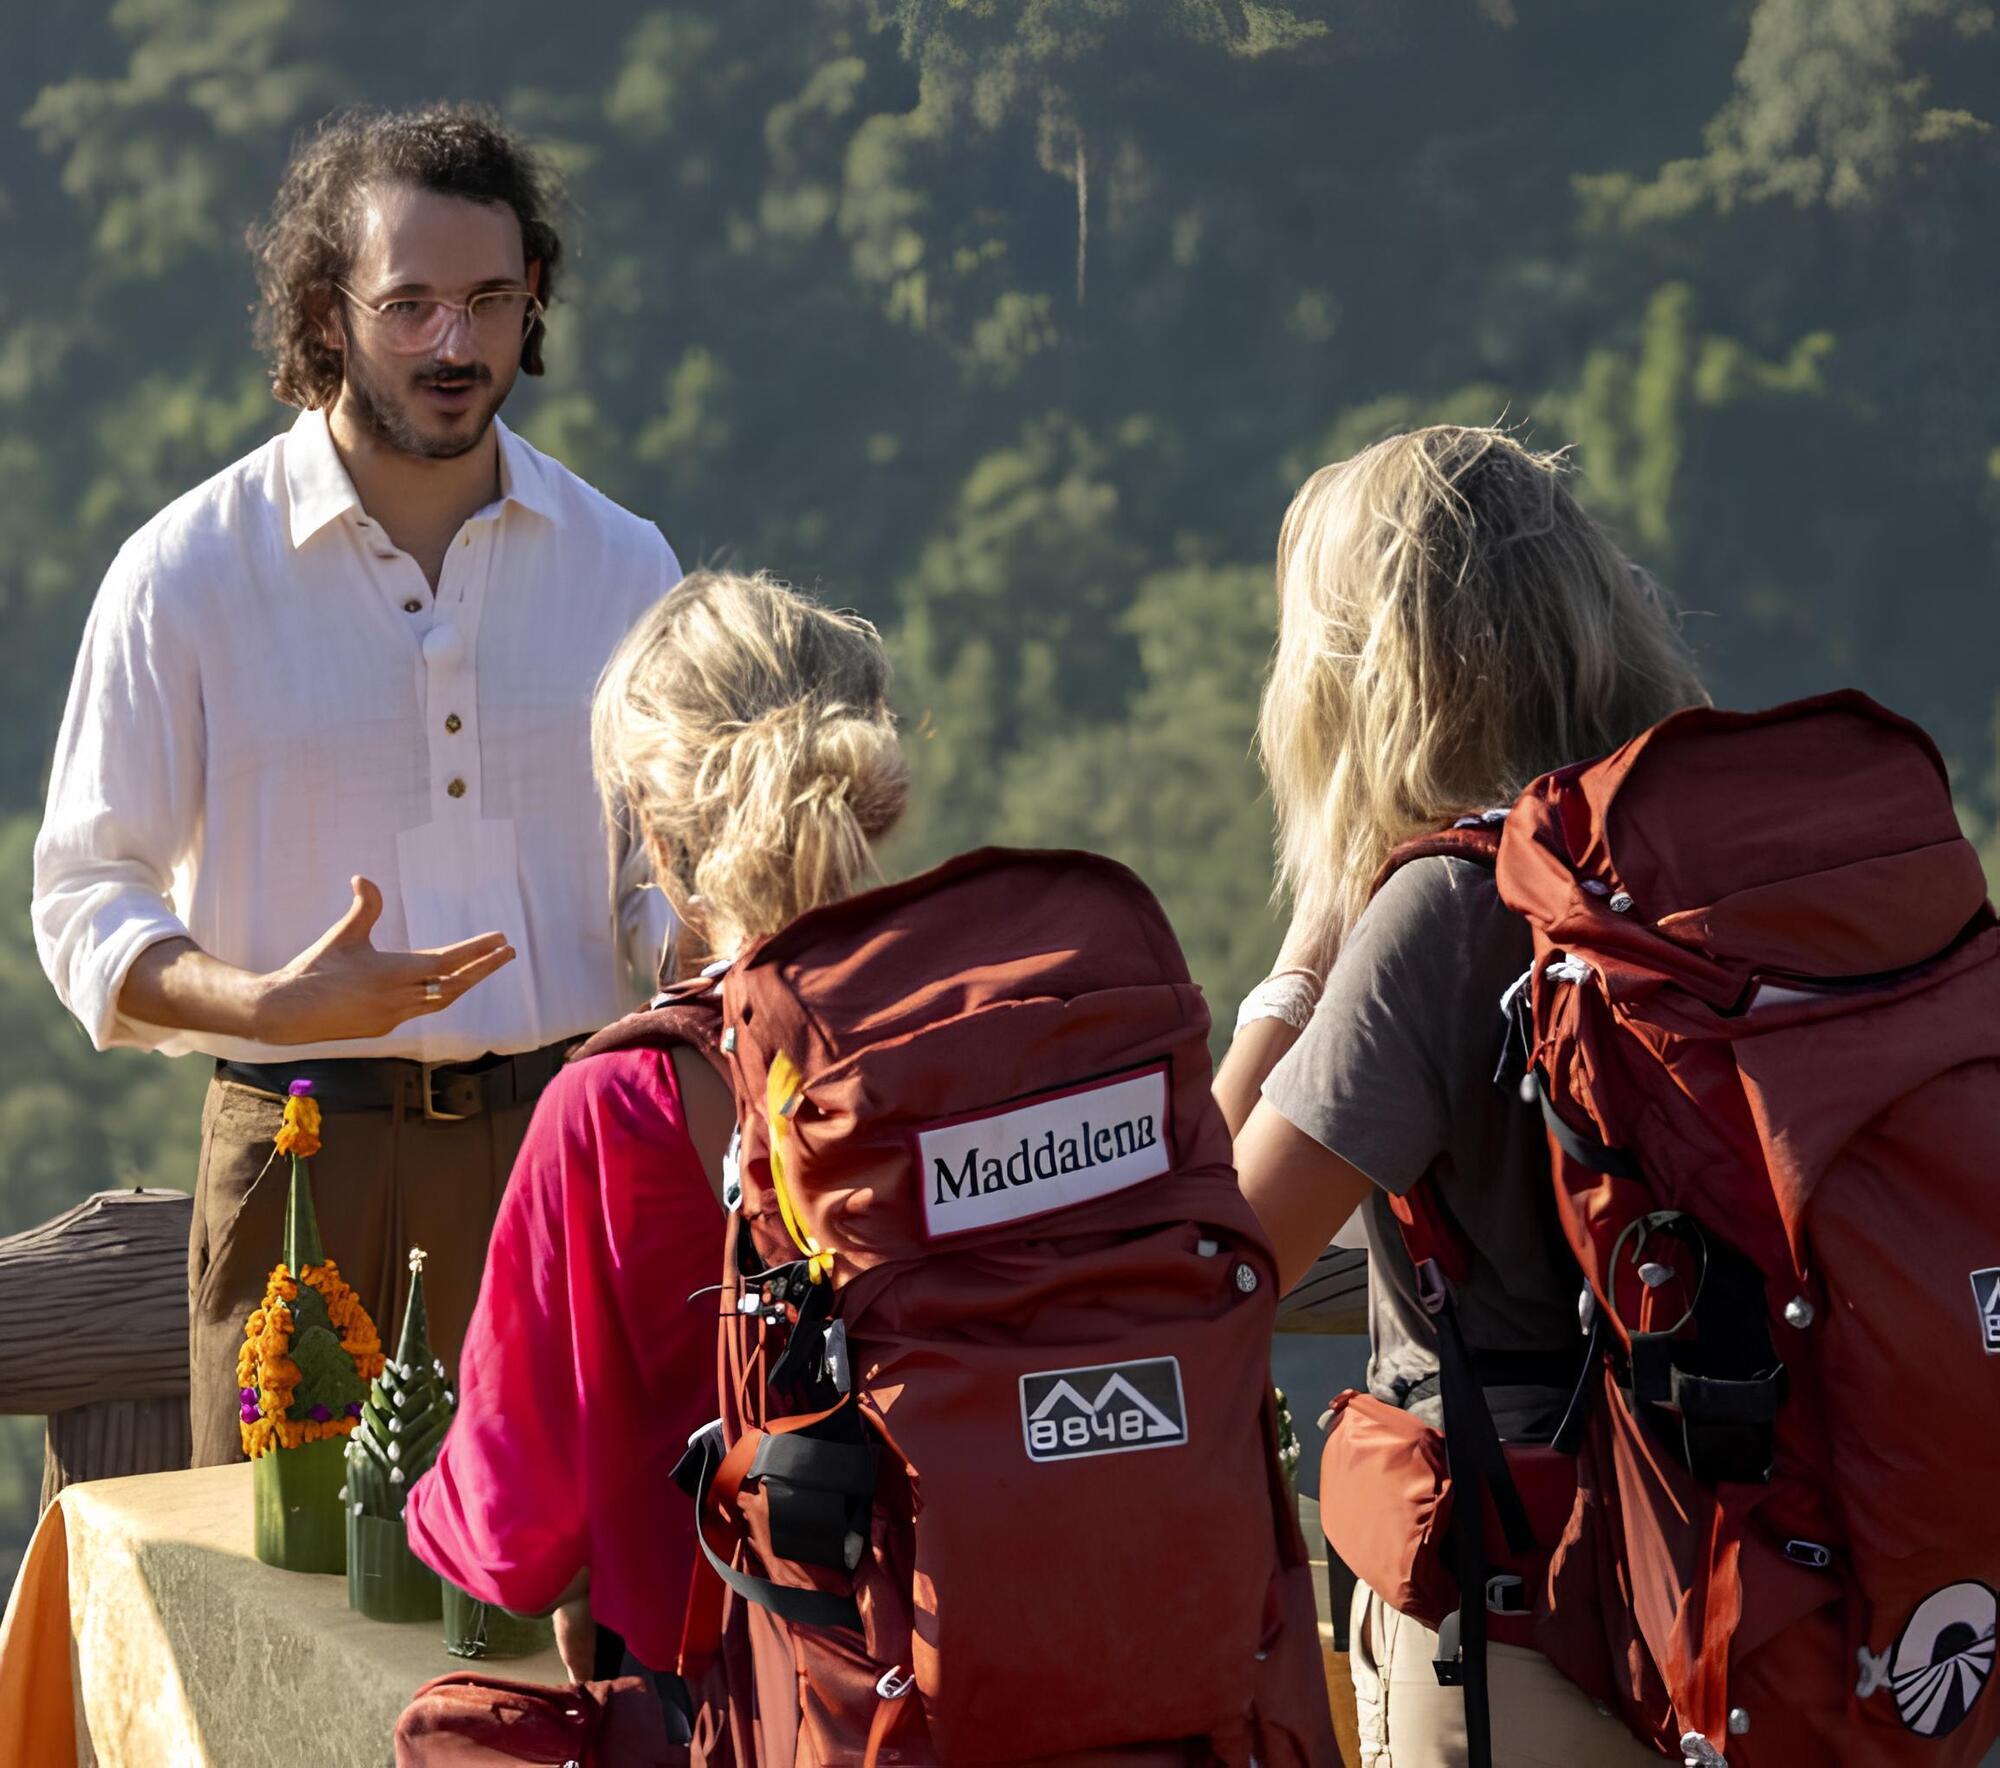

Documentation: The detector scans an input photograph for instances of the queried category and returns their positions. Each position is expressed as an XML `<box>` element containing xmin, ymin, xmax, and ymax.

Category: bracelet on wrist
<box><xmin>1233</xmin><ymin>969</ymin><xmax>1324</xmax><ymax>1036</ymax></box>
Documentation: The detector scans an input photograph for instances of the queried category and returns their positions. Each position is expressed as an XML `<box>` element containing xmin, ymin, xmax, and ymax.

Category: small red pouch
<box><xmin>1318</xmin><ymin>1389</ymin><xmax>1460</xmax><ymax>1629</ymax></box>
<box><xmin>393</xmin><ymin>1671</ymin><xmax>681</xmax><ymax>1767</ymax></box>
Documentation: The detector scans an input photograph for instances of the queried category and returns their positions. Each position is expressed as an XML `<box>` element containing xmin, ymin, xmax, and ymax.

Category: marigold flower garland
<box><xmin>237</xmin><ymin>1082</ymin><xmax>385</xmax><ymax>1458</ymax></box>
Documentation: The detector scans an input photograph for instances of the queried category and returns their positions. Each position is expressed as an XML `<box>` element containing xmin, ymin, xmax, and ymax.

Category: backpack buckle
<box><xmin>1485</xmin><ymin>1573</ymin><xmax>1528</xmax><ymax>1615</ymax></box>
<box><xmin>671</xmin><ymin>1419</ymin><xmax>726</xmax><ymax>1499</ymax></box>
<box><xmin>1431</xmin><ymin>1607</ymin><xmax>1464</xmax><ymax>1685</ymax></box>
<box><xmin>822</xmin><ymin>1319</ymin><xmax>851</xmax><ymax>1394</ymax></box>
<box><xmin>1857</xmin><ymin>1645</ymin><xmax>1892</xmax><ymax>1699</ymax></box>
<box><xmin>875</xmin><ymin>1667</ymin><xmax>914</xmax><ymax>1699</ymax></box>
<box><xmin>1415</xmin><ymin>1257</ymin><xmax>1450</xmax><ymax>1318</ymax></box>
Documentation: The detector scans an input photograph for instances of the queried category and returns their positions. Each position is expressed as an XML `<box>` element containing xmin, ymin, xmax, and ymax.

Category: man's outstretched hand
<box><xmin>117</xmin><ymin>876</ymin><xmax>516</xmax><ymax>1046</ymax></box>
<box><xmin>252</xmin><ymin>877</ymin><xmax>515</xmax><ymax>1044</ymax></box>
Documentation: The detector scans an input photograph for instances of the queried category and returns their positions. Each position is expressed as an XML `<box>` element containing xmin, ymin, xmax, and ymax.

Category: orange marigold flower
<box><xmin>238</xmin><ymin>1242</ymin><xmax>381</xmax><ymax>1456</ymax></box>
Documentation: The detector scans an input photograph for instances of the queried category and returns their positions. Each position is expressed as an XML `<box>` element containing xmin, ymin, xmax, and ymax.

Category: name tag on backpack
<box><xmin>917</xmin><ymin>1066</ymin><xmax>1171</xmax><ymax>1239</ymax></box>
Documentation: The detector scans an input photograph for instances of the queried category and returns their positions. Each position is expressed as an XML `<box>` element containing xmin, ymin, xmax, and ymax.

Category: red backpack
<box><xmin>1319</xmin><ymin>692</ymin><xmax>2000</xmax><ymax>1765</ymax></box>
<box><xmin>602</xmin><ymin>849</ymin><xmax>1337</xmax><ymax>1766</ymax></box>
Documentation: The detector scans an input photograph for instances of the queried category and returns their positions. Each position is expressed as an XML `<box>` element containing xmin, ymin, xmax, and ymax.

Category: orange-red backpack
<box><xmin>1320</xmin><ymin>693</ymin><xmax>2000</xmax><ymax>1766</ymax></box>
<box><xmin>647</xmin><ymin>848</ymin><xmax>1337</xmax><ymax>1766</ymax></box>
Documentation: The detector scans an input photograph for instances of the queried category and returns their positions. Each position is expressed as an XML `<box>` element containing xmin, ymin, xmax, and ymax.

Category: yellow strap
<box><xmin>765</xmin><ymin>1054</ymin><xmax>833</xmax><ymax>1283</ymax></box>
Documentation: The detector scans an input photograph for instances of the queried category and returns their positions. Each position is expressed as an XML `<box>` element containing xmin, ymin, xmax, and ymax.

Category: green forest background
<box><xmin>3</xmin><ymin>0</ymin><xmax>1999</xmax><ymax>1592</ymax></box>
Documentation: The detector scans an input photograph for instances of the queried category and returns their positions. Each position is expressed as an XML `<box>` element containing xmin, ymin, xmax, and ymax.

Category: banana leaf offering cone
<box><xmin>237</xmin><ymin>1082</ymin><xmax>384</xmax><ymax>1573</ymax></box>
<box><xmin>344</xmin><ymin>1247</ymin><xmax>449</xmax><ymax>1621</ymax></box>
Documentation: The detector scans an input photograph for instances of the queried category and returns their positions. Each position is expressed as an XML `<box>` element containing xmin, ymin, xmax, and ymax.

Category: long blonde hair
<box><xmin>593</xmin><ymin>570</ymin><xmax>910</xmax><ymax>960</ymax></box>
<box><xmin>1260</xmin><ymin>425</ymin><xmax>1706</xmax><ymax>965</ymax></box>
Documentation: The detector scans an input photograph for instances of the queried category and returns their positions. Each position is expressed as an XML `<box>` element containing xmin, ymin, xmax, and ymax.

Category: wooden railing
<box><xmin>1277</xmin><ymin>1243</ymin><xmax>1367</xmax><ymax>1335</ymax></box>
<box><xmin>0</xmin><ymin>1189</ymin><xmax>193</xmax><ymax>1509</ymax></box>
<box><xmin>0</xmin><ymin>1186</ymin><xmax>1363</xmax><ymax>1518</ymax></box>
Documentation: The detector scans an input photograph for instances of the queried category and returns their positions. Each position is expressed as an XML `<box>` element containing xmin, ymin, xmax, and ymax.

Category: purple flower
<box><xmin>346</xmin><ymin>1402</ymin><xmax>363</xmax><ymax>1417</ymax></box>
<box><xmin>240</xmin><ymin>1387</ymin><xmax>258</xmax><ymax>1404</ymax></box>
<box><xmin>288</xmin><ymin>1078</ymin><xmax>315</xmax><ymax>1097</ymax></box>
<box><xmin>309</xmin><ymin>1404</ymin><xmax>332</xmax><ymax>1422</ymax></box>
<box><xmin>240</xmin><ymin>1401</ymin><xmax>261</xmax><ymax>1423</ymax></box>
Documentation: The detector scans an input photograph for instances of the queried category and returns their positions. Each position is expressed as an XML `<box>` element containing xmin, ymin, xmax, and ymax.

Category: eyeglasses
<box><xmin>335</xmin><ymin>284</ymin><xmax>544</xmax><ymax>355</ymax></box>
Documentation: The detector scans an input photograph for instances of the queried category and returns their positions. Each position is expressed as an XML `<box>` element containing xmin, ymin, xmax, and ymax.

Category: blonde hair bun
<box><xmin>593</xmin><ymin>570</ymin><xmax>910</xmax><ymax>956</ymax></box>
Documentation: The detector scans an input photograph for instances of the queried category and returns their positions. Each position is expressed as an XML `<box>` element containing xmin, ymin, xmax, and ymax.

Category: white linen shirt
<box><xmin>33</xmin><ymin>406</ymin><xmax>677</xmax><ymax>1063</ymax></box>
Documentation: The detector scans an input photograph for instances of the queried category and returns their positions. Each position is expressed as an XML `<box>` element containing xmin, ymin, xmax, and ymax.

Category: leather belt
<box><xmin>215</xmin><ymin>1039</ymin><xmax>573</xmax><ymax>1122</ymax></box>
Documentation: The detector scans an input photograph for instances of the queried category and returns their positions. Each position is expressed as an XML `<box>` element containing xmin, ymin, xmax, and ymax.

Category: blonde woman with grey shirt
<box><xmin>1215</xmin><ymin>426</ymin><xmax>1705</xmax><ymax>1766</ymax></box>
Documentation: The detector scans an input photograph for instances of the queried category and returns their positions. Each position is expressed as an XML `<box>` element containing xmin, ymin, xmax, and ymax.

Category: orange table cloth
<box><xmin>0</xmin><ymin>1462</ymin><xmax>564</xmax><ymax>1766</ymax></box>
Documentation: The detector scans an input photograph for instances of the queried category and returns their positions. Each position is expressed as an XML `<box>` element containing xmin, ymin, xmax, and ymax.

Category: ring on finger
<box><xmin>421</xmin><ymin>978</ymin><xmax>444</xmax><ymax>1003</ymax></box>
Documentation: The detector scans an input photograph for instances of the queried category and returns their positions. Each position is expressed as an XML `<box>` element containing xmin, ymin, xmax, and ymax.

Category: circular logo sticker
<box><xmin>1892</xmin><ymin>1582</ymin><xmax>1997</xmax><ymax>1738</ymax></box>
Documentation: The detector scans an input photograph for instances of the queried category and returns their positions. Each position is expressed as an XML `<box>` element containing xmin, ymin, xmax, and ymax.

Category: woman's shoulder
<box><xmin>548</xmin><ymin>1041</ymin><xmax>680</xmax><ymax>1108</ymax></box>
<box><xmin>1353</xmin><ymin>851</ymin><xmax>1511</xmax><ymax>956</ymax></box>
<box><xmin>1321</xmin><ymin>851</ymin><xmax>1529</xmax><ymax>1042</ymax></box>
<box><xmin>527</xmin><ymin>1044</ymin><xmax>689</xmax><ymax>1164</ymax></box>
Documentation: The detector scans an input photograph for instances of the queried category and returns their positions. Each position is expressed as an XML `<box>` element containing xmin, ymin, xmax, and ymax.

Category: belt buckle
<box><xmin>420</xmin><ymin>1062</ymin><xmax>474</xmax><ymax>1122</ymax></box>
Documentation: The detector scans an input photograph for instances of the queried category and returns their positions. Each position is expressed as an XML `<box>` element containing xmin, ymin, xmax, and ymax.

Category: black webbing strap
<box><xmin>1400</xmin><ymin>1344</ymin><xmax>1589</xmax><ymax>1409</ymax></box>
<box><xmin>1550</xmin><ymin>1310</ymin><xmax>1604</xmax><ymax>1456</ymax></box>
<box><xmin>1533</xmin><ymin>1074</ymin><xmax>1644</xmax><ymax>1183</ymax></box>
<box><xmin>1325</xmin><ymin>1544</ymin><xmax>1358</xmax><ymax>1653</ymax></box>
<box><xmin>750</xmin><ymin>1431</ymin><xmax>878</xmax><ymax>1570</ymax></box>
<box><xmin>1431</xmin><ymin>1292</ymin><xmax>1537</xmax><ymax>1768</ymax></box>
<box><xmin>747</xmin><ymin>1431</ymin><xmax>876</xmax><ymax>1493</ymax></box>
<box><xmin>687</xmin><ymin>1428</ymin><xmax>865</xmax><ymax>1634</ymax></box>
<box><xmin>1670</xmin><ymin>1364</ymin><xmax>1784</xmax><ymax>1484</ymax></box>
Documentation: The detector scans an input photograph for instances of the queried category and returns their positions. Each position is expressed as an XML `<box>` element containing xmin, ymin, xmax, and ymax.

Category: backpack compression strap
<box><xmin>674</xmin><ymin>1415</ymin><xmax>871</xmax><ymax>1635</ymax></box>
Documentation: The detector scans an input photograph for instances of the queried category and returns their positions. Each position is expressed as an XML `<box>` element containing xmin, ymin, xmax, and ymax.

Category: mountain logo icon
<box><xmin>1019</xmin><ymin>1357</ymin><xmax>1189</xmax><ymax>1462</ymax></box>
<box><xmin>1971</xmin><ymin>1268</ymin><xmax>2000</xmax><ymax>1356</ymax></box>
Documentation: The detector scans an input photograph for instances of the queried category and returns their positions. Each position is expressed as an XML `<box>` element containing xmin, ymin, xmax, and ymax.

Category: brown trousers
<box><xmin>187</xmin><ymin>1074</ymin><xmax>538</xmax><ymax>1468</ymax></box>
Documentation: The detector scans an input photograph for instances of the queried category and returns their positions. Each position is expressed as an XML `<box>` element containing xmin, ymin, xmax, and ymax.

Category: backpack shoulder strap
<box><xmin>572</xmin><ymin>975</ymin><xmax>727</xmax><ymax>1068</ymax></box>
<box><xmin>1364</xmin><ymin>816</ymin><xmax>1507</xmax><ymax>1283</ymax></box>
<box><xmin>1366</xmin><ymin>819</ymin><xmax>1542</xmax><ymax>1768</ymax></box>
<box><xmin>571</xmin><ymin>979</ymin><xmax>735</xmax><ymax>1205</ymax></box>
<box><xmin>1368</xmin><ymin>816</ymin><xmax>1504</xmax><ymax>900</ymax></box>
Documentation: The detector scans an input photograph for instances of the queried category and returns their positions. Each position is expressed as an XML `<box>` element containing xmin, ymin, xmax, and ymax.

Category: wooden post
<box><xmin>0</xmin><ymin>1190</ymin><xmax>194</xmax><ymax>1508</ymax></box>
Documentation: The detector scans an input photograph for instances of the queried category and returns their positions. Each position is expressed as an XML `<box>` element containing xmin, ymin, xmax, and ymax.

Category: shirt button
<box><xmin>444</xmin><ymin>713</ymin><xmax>462</xmax><ymax>734</ymax></box>
<box><xmin>459</xmin><ymin>533</ymin><xmax>471</xmax><ymax>547</ymax></box>
<box><xmin>447</xmin><ymin>778</ymin><xmax>467</xmax><ymax>799</ymax></box>
<box><xmin>403</xmin><ymin>599</ymin><xmax>422</xmax><ymax>614</ymax></box>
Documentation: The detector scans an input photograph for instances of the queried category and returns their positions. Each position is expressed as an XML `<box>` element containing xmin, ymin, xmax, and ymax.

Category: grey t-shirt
<box><xmin>1263</xmin><ymin>856</ymin><xmax>1579</xmax><ymax>1439</ymax></box>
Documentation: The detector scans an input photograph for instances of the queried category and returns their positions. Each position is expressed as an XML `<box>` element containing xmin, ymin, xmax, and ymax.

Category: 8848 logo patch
<box><xmin>1971</xmin><ymin>1267</ymin><xmax>2000</xmax><ymax>1355</ymax></box>
<box><xmin>1019</xmin><ymin>1356</ymin><xmax>1188</xmax><ymax>1462</ymax></box>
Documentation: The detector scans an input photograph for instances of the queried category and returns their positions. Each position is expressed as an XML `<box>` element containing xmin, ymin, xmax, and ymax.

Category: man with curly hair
<box><xmin>32</xmin><ymin>104</ymin><xmax>681</xmax><ymax>1467</ymax></box>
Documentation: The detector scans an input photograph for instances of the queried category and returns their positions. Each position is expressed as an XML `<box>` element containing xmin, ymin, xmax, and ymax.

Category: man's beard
<box><xmin>342</xmin><ymin>349</ymin><xmax>508</xmax><ymax>461</ymax></box>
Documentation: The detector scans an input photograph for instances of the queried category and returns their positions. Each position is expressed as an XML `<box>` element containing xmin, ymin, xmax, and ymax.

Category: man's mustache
<box><xmin>413</xmin><ymin>361</ymin><xmax>493</xmax><ymax>387</ymax></box>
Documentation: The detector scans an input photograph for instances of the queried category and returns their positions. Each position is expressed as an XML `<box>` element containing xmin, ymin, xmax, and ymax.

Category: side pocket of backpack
<box><xmin>1317</xmin><ymin>1390</ymin><xmax>1459</xmax><ymax>1630</ymax></box>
